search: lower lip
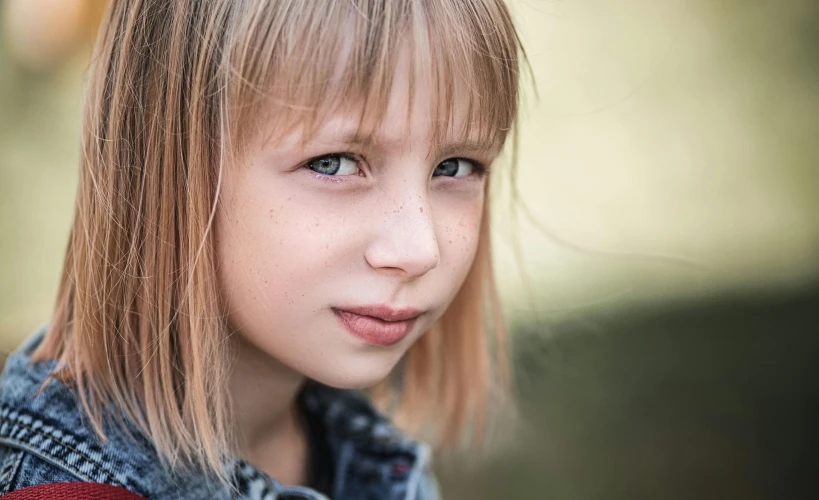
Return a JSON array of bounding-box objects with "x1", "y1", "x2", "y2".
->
[{"x1": 333, "y1": 309, "x2": 417, "y2": 347}]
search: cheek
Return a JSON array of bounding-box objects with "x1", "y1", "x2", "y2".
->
[
  {"x1": 434, "y1": 190, "x2": 485, "y2": 278},
  {"x1": 215, "y1": 181, "x2": 364, "y2": 316}
]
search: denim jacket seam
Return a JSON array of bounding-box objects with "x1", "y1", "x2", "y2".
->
[
  {"x1": 0, "y1": 405, "x2": 125, "y2": 488},
  {"x1": 0, "y1": 437, "x2": 92, "y2": 482},
  {"x1": 0, "y1": 448, "x2": 25, "y2": 494},
  {"x1": 233, "y1": 460, "x2": 279, "y2": 499}
]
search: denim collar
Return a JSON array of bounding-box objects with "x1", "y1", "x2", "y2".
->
[{"x1": 0, "y1": 327, "x2": 432, "y2": 499}]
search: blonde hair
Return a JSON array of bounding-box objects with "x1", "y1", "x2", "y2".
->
[{"x1": 33, "y1": 0, "x2": 523, "y2": 484}]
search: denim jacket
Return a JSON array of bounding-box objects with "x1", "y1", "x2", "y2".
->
[{"x1": 0, "y1": 327, "x2": 440, "y2": 499}]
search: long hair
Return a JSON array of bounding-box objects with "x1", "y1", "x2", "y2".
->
[{"x1": 33, "y1": 0, "x2": 523, "y2": 484}]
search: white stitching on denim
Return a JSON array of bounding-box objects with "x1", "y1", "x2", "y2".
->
[
  {"x1": 0, "y1": 448, "x2": 24, "y2": 494},
  {"x1": 0, "y1": 438, "x2": 93, "y2": 485},
  {"x1": 0, "y1": 407, "x2": 124, "y2": 488}
]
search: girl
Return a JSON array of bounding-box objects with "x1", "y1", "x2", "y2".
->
[{"x1": 0, "y1": 0, "x2": 522, "y2": 498}]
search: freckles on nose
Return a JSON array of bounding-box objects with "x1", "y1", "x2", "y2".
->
[{"x1": 366, "y1": 193, "x2": 440, "y2": 276}]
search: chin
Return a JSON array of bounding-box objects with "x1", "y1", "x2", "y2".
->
[{"x1": 304, "y1": 350, "x2": 402, "y2": 390}]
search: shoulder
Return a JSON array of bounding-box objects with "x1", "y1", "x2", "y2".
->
[
  {"x1": 0, "y1": 327, "x2": 230, "y2": 499},
  {"x1": 0, "y1": 327, "x2": 150, "y2": 495}
]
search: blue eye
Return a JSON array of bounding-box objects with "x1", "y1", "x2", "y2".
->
[
  {"x1": 307, "y1": 155, "x2": 359, "y2": 176},
  {"x1": 433, "y1": 158, "x2": 476, "y2": 177}
]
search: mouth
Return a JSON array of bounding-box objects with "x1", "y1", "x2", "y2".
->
[{"x1": 332, "y1": 305, "x2": 423, "y2": 347}]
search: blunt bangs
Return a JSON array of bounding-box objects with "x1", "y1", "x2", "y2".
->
[{"x1": 224, "y1": 0, "x2": 521, "y2": 156}]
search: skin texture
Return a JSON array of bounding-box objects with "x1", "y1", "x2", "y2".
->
[{"x1": 217, "y1": 48, "x2": 498, "y2": 483}]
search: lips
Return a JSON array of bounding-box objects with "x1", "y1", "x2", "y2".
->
[{"x1": 333, "y1": 305, "x2": 422, "y2": 347}]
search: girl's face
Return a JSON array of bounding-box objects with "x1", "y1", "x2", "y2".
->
[{"x1": 216, "y1": 53, "x2": 498, "y2": 389}]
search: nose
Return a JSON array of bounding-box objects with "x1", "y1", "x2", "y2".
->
[{"x1": 364, "y1": 192, "x2": 440, "y2": 279}]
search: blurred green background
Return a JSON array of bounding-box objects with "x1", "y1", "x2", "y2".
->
[{"x1": 1, "y1": 0, "x2": 817, "y2": 498}]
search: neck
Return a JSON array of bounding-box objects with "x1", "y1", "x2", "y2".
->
[{"x1": 228, "y1": 333, "x2": 309, "y2": 485}]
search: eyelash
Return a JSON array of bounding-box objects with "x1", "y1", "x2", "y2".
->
[
  {"x1": 452, "y1": 158, "x2": 489, "y2": 177},
  {"x1": 302, "y1": 153, "x2": 488, "y2": 181},
  {"x1": 303, "y1": 153, "x2": 362, "y2": 183}
]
